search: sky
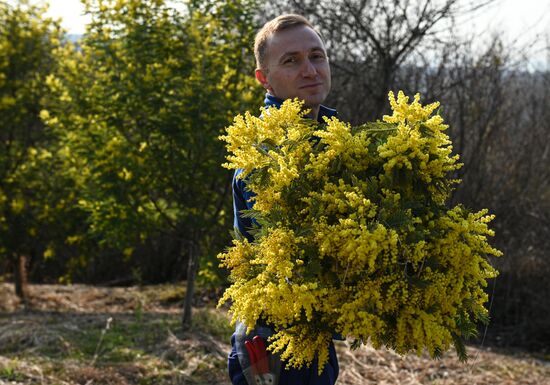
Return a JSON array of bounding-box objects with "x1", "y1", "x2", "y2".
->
[
  {"x1": 46, "y1": 0, "x2": 90, "y2": 34},
  {"x1": 454, "y1": 0, "x2": 549, "y2": 68},
  {"x1": 15, "y1": 0, "x2": 550, "y2": 67}
]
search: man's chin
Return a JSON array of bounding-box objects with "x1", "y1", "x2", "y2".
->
[
  {"x1": 277, "y1": 90, "x2": 328, "y2": 106},
  {"x1": 300, "y1": 92, "x2": 328, "y2": 107}
]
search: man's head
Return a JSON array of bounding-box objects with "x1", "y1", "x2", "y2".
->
[{"x1": 254, "y1": 14, "x2": 331, "y2": 116}]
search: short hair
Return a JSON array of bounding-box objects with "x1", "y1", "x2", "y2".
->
[{"x1": 254, "y1": 14, "x2": 323, "y2": 70}]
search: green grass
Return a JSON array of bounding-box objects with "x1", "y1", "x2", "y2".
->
[
  {"x1": 0, "y1": 365, "x2": 24, "y2": 382},
  {"x1": 62, "y1": 314, "x2": 181, "y2": 363},
  {"x1": 191, "y1": 307, "x2": 233, "y2": 342},
  {"x1": 0, "y1": 308, "x2": 231, "y2": 384},
  {"x1": 0, "y1": 312, "x2": 181, "y2": 362}
]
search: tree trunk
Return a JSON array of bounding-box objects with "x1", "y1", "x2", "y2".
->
[
  {"x1": 14, "y1": 254, "x2": 30, "y2": 306},
  {"x1": 182, "y1": 240, "x2": 198, "y2": 330}
]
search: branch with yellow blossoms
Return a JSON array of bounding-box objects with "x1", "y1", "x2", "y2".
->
[{"x1": 218, "y1": 91, "x2": 502, "y2": 373}]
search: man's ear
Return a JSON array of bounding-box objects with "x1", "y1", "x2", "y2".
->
[{"x1": 255, "y1": 69, "x2": 270, "y2": 91}]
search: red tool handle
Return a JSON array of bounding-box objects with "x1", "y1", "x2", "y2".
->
[
  {"x1": 244, "y1": 339, "x2": 258, "y2": 371},
  {"x1": 252, "y1": 336, "x2": 270, "y2": 373}
]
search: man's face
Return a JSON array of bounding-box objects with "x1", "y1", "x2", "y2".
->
[{"x1": 256, "y1": 25, "x2": 331, "y2": 109}]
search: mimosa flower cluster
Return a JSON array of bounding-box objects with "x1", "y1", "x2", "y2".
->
[{"x1": 218, "y1": 91, "x2": 502, "y2": 372}]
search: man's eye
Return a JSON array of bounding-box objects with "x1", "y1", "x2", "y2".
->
[
  {"x1": 311, "y1": 53, "x2": 326, "y2": 61},
  {"x1": 283, "y1": 56, "x2": 297, "y2": 64}
]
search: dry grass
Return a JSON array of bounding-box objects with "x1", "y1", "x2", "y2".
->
[
  {"x1": 335, "y1": 341, "x2": 550, "y2": 385},
  {"x1": 0, "y1": 283, "x2": 549, "y2": 385}
]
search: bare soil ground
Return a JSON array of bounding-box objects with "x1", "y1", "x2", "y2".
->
[{"x1": 0, "y1": 283, "x2": 548, "y2": 385}]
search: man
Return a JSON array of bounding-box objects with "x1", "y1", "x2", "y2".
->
[{"x1": 228, "y1": 14, "x2": 339, "y2": 385}]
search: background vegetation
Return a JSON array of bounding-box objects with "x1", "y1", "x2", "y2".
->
[{"x1": 1, "y1": 0, "x2": 548, "y2": 354}]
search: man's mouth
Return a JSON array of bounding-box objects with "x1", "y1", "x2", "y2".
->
[{"x1": 299, "y1": 83, "x2": 323, "y2": 89}]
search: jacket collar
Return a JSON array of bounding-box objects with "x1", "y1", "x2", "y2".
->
[{"x1": 264, "y1": 93, "x2": 338, "y2": 123}]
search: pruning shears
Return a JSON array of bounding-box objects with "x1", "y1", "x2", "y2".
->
[{"x1": 244, "y1": 335, "x2": 275, "y2": 385}]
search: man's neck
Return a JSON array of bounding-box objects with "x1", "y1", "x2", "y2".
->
[
  {"x1": 265, "y1": 94, "x2": 329, "y2": 122},
  {"x1": 304, "y1": 105, "x2": 320, "y2": 121}
]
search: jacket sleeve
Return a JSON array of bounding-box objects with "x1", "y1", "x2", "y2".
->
[
  {"x1": 228, "y1": 332, "x2": 248, "y2": 385},
  {"x1": 232, "y1": 169, "x2": 256, "y2": 243}
]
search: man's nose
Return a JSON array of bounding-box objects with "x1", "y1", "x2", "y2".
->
[{"x1": 301, "y1": 59, "x2": 317, "y2": 77}]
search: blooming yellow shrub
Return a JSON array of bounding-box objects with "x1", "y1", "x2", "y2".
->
[{"x1": 218, "y1": 91, "x2": 502, "y2": 372}]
